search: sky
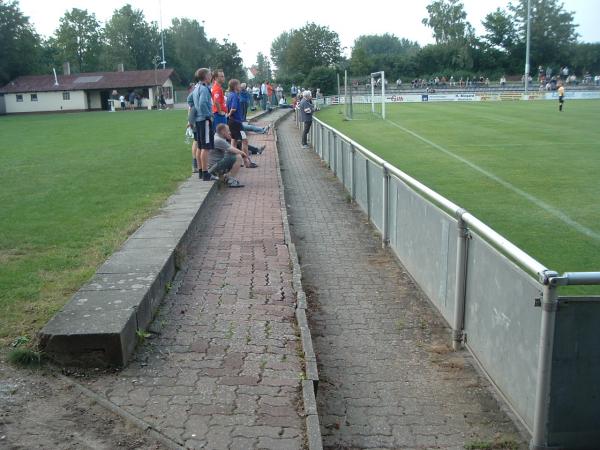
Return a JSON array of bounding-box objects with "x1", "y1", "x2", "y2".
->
[{"x1": 17, "y1": 0, "x2": 600, "y2": 67}]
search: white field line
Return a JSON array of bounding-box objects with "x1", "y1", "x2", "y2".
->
[{"x1": 386, "y1": 119, "x2": 600, "y2": 242}]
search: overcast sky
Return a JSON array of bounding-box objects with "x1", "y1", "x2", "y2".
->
[{"x1": 18, "y1": 0, "x2": 600, "y2": 67}]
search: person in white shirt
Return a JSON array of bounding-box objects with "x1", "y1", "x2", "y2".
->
[
  {"x1": 251, "y1": 85, "x2": 259, "y2": 110},
  {"x1": 119, "y1": 94, "x2": 126, "y2": 110}
]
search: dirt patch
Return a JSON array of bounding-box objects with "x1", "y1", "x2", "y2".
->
[{"x1": 0, "y1": 361, "x2": 165, "y2": 450}]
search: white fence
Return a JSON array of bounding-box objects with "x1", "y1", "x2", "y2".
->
[{"x1": 295, "y1": 111, "x2": 600, "y2": 449}]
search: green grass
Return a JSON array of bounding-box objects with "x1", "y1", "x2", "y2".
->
[
  {"x1": 0, "y1": 110, "x2": 191, "y2": 345},
  {"x1": 318, "y1": 100, "x2": 600, "y2": 289}
]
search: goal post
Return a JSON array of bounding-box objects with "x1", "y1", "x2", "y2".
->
[
  {"x1": 371, "y1": 71, "x2": 386, "y2": 120},
  {"x1": 344, "y1": 70, "x2": 386, "y2": 120}
]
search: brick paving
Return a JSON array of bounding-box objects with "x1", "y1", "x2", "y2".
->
[
  {"x1": 83, "y1": 109, "x2": 307, "y2": 450},
  {"x1": 278, "y1": 116, "x2": 527, "y2": 450}
]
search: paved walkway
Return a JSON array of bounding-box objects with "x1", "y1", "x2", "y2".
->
[
  {"x1": 83, "y1": 109, "x2": 306, "y2": 450},
  {"x1": 278, "y1": 116, "x2": 526, "y2": 450}
]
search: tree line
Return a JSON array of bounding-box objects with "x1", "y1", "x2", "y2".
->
[
  {"x1": 267, "y1": 0, "x2": 599, "y2": 94},
  {"x1": 2, "y1": 0, "x2": 599, "y2": 94},
  {"x1": 0, "y1": 1, "x2": 245, "y2": 86}
]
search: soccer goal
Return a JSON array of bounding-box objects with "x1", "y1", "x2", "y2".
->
[{"x1": 344, "y1": 70, "x2": 386, "y2": 120}]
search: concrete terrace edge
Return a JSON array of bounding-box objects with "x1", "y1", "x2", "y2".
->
[
  {"x1": 39, "y1": 177, "x2": 217, "y2": 367},
  {"x1": 273, "y1": 112, "x2": 324, "y2": 450}
]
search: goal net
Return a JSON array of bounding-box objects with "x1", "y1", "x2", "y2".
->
[{"x1": 344, "y1": 71, "x2": 386, "y2": 120}]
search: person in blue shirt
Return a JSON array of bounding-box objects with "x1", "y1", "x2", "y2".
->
[
  {"x1": 192, "y1": 68, "x2": 214, "y2": 180},
  {"x1": 239, "y1": 83, "x2": 250, "y2": 121},
  {"x1": 227, "y1": 79, "x2": 257, "y2": 168}
]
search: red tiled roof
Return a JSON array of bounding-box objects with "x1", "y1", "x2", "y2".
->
[{"x1": 0, "y1": 69, "x2": 175, "y2": 94}]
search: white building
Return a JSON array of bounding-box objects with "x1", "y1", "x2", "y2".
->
[{"x1": 0, "y1": 67, "x2": 177, "y2": 114}]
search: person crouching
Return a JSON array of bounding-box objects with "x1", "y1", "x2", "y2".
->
[{"x1": 207, "y1": 124, "x2": 249, "y2": 188}]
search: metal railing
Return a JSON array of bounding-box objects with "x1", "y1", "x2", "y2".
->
[{"x1": 294, "y1": 110, "x2": 600, "y2": 449}]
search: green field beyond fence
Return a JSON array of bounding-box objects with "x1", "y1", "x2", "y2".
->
[
  {"x1": 318, "y1": 100, "x2": 600, "y2": 286},
  {"x1": 0, "y1": 110, "x2": 190, "y2": 345}
]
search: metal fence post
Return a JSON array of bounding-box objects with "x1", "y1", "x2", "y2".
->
[
  {"x1": 319, "y1": 126, "x2": 323, "y2": 158},
  {"x1": 382, "y1": 164, "x2": 390, "y2": 247},
  {"x1": 366, "y1": 158, "x2": 371, "y2": 220},
  {"x1": 350, "y1": 145, "x2": 356, "y2": 200},
  {"x1": 531, "y1": 271, "x2": 560, "y2": 450},
  {"x1": 341, "y1": 141, "x2": 346, "y2": 186},
  {"x1": 332, "y1": 133, "x2": 337, "y2": 175},
  {"x1": 452, "y1": 209, "x2": 469, "y2": 351}
]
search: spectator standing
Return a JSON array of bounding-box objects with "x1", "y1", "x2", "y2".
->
[
  {"x1": 119, "y1": 94, "x2": 126, "y2": 110},
  {"x1": 291, "y1": 83, "x2": 298, "y2": 99},
  {"x1": 276, "y1": 84, "x2": 283, "y2": 101},
  {"x1": 299, "y1": 90, "x2": 315, "y2": 149},
  {"x1": 211, "y1": 69, "x2": 228, "y2": 129},
  {"x1": 239, "y1": 82, "x2": 250, "y2": 121},
  {"x1": 192, "y1": 68, "x2": 214, "y2": 181},
  {"x1": 266, "y1": 82, "x2": 275, "y2": 109},
  {"x1": 260, "y1": 81, "x2": 268, "y2": 110},
  {"x1": 128, "y1": 91, "x2": 136, "y2": 110},
  {"x1": 187, "y1": 87, "x2": 199, "y2": 173},
  {"x1": 226, "y1": 79, "x2": 256, "y2": 168},
  {"x1": 251, "y1": 85, "x2": 259, "y2": 110}
]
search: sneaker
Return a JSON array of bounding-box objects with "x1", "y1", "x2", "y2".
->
[
  {"x1": 248, "y1": 162, "x2": 258, "y2": 168},
  {"x1": 227, "y1": 177, "x2": 244, "y2": 188},
  {"x1": 202, "y1": 172, "x2": 212, "y2": 181},
  {"x1": 302, "y1": 144, "x2": 309, "y2": 149}
]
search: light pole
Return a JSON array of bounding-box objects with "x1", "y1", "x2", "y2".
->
[
  {"x1": 524, "y1": 0, "x2": 532, "y2": 94},
  {"x1": 158, "y1": 0, "x2": 166, "y2": 69}
]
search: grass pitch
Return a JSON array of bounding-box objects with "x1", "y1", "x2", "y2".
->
[
  {"x1": 0, "y1": 110, "x2": 191, "y2": 345},
  {"x1": 317, "y1": 100, "x2": 600, "y2": 283}
]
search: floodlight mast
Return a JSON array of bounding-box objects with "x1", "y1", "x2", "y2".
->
[
  {"x1": 159, "y1": 0, "x2": 166, "y2": 69},
  {"x1": 524, "y1": 0, "x2": 531, "y2": 94}
]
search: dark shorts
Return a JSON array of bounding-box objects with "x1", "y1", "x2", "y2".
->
[
  {"x1": 559, "y1": 96, "x2": 564, "y2": 103},
  {"x1": 210, "y1": 154, "x2": 237, "y2": 175},
  {"x1": 213, "y1": 113, "x2": 228, "y2": 129},
  {"x1": 120, "y1": 102, "x2": 126, "y2": 108},
  {"x1": 291, "y1": 93, "x2": 297, "y2": 98},
  {"x1": 195, "y1": 119, "x2": 214, "y2": 150},
  {"x1": 228, "y1": 119, "x2": 243, "y2": 141}
]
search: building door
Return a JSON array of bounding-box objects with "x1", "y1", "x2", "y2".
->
[{"x1": 100, "y1": 91, "x2": 110, "y2": 110}]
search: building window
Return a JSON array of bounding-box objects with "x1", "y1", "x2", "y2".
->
[
  {"x1": 16, "y1": 94, "x2": 23, "y2": 102},
  {"x1": 63, "y1": 92, "x2": 70, "y2": 100},
  {"x1": 30, "y1": 94, "x2": 38, "y2": 102},
  {"x1": 162, "y1": 86, "x2": 173, "y2": 99}
]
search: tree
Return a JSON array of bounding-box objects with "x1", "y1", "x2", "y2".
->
[
  {"x1": 0, "y1": 1, "x2": 43, "y2": 84},
  {"x1": 482, "y1": 8, "x2": 517, "y2": 51},
  {"x1": 164, "y1": 18, "x2": 211, "y2": 84},
  {"x1": 270, "y1": 31, "x2": 292, "y2": 73},
  {"x1": 53, "y1": 8, "x2": 102, "y2": 73},
  {"x1": 253, "y1": 52, "x2": 271, "y2": 82},
  {"x1": 211, "y1": 39, "x2": 245, "y2": 82},
  {"x1": 508, "y1": 0, "x2": 578, "y2": 69},
  {"x1": 422, "y1": 0, "x2": 474, "y2": 44},
  {"x1": 304, "y1": 66, "x2": 337, "y2": 95},
  {"x1": 350, "y1": 34, "x2": 419, "y2": 77},
  {"x1": 102, "y1": 4, "x2": 160, "y2": 70},
  {"x1": 270, "y1": 23, "x2": 341, "y2": 79}
]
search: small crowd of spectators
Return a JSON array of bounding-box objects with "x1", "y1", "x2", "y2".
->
[{"x1": 187, "y1": 69, "x2": 317, "y2": 188}]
